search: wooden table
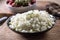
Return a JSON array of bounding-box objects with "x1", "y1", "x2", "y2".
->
[{"x1": 0, "y1": 0, "x2": 60, "y2": 40}]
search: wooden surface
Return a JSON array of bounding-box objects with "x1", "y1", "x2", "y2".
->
[{"x1": 0, "y1": 0, "x2": 60, "y2": 40}]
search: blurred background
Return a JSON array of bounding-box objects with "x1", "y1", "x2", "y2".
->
[
  {"x1": 0, "y1": 0, "x2": 60, "y2": 13},
  {"x1": 0, "y1": 0, "x2": 60, "y2": 5},
  {"x1": 37, "y1": 0, "x2": 60, "y2": 4}
]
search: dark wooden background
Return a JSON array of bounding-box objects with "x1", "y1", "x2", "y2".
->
[{"x1": 0, "y1": 0, "x2": 60, "y2": 40}]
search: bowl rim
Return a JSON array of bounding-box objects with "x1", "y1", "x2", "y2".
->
[{"x1": 7, "y1": 12, "x2": 56, "y2": 34}]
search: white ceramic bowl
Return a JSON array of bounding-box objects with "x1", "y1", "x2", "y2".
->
[{"x1": 6, "y1": 3, "x2": 36, "y2": 13}]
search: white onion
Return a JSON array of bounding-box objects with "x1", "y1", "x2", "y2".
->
[{"x1": 9, "y1": 10, "x2": 55, "y2": 33}]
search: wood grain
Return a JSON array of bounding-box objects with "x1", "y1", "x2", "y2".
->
[{"x1": 0, "y1": 1, "x2": 60, "y2": 40}]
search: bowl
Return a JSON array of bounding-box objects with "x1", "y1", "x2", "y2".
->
[
  {"x1": 7, "y1": 13, "x2": 56, "y2": 34},
  {"x1": 6, "y1": 3, "x2": 36, "y2": 13}
]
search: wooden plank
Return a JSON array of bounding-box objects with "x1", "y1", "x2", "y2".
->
[{"x1": 0, "y1": 0, "x2": 60, "y2": 40}]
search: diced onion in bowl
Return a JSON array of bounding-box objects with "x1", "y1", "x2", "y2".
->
[{"x1": 9, "y1": 10, "x2": 55, "y2": 33}]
